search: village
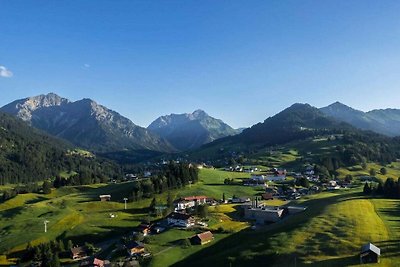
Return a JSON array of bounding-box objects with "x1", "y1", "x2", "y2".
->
[{"x1": 59, "y1": 160, "x2": 378, "y2": 267}]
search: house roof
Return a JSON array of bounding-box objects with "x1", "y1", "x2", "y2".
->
[
  {"x1": 195, "y1": 231, "x2": 213, "y2": 242},
  {"x1": 361, "y1": 243, "x2": 381, "y2": 256},
  {"x1": 71, "y1": 246, "x2": 87, "y2": 255},
  {"x1": 168, "y1": 212, "x2": 193, "y2": 220},
  {"x1": 183, "y1": 196, "x2": 208, "y2": 201},
  {"x1": 99, "y1": 195, "x2": 111, "y2": 198}
]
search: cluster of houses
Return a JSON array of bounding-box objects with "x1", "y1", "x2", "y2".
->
[
  {"x1": 242, "y1": 168, "x2": 287, "y2": 186},
  {"x1": 70, "y1": 246, "x2": 110, "y2": 267},
  {"x1": 224, "y1": 165, "x2": 260, "y2": 173}
]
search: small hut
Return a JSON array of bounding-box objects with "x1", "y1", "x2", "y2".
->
[{"x1": 360, "y1": 243, "x2": 380, "y2": 264}]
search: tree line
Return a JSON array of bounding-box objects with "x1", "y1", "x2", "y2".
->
[
  {"x1": 131, "y1": 162, "x2": 199, "y2": 201},
  {"x1": 363, "y1": 177, "x2": 400, "y2": 198}
]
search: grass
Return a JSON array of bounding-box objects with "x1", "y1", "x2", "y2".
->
[
  {"x1": 172, "y1": 187, "x2": 400, "y2": 267},
  {"x1": 2, "y1": 164, "x2": 400, "y2": 266},
  {"x1": 0, "y1": 168, "x2": 262, "y2": 264}
]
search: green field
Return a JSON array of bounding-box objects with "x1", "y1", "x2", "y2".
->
[
  {"x1": 2, "y1": 167, "x2": 400, "y2": 266},
  {"x1": 173, "y1": 188, "x2": 400, "y2": 267},
  {"x1": 0, "y1": 168, "x2": 261, "y2": 265}
]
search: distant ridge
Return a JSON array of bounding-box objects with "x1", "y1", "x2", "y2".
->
[
  {"x1": 148, "y1": 109, "x2": 240, "y2": 150},
  {"x1": 1, "y1": 93, "x2": 175, "y2": 153},
  {"x1": 320, "y1": 102, "x2": 400, "y2": 137}
]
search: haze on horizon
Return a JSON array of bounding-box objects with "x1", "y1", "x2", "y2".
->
[{"x1": 1, "y1": 0, "x2": 400, "y2": 128}]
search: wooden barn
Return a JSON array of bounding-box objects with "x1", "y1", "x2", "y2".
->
[{"x1": 191, "y1": 231, "x2": 214, "y2": 245}]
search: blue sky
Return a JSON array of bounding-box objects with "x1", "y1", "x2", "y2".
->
[{"x1": 1, "y1": 1, "x2": 400, "y2": 128}]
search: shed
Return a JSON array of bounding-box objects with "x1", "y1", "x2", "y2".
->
[
  {"x1": 360, "y1": 243, "x2": 380, "y2": 264},
  {"x1": 191, "y1": 231, "x2": 214, "y2": 245}
]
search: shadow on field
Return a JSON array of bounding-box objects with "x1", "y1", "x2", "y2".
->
[
  {"x1": 0, "y1": 206, "x2": 24, "y2": 219},
  {"x1": 375, "y1": 240, "x2": 400, "y2": 258},
  {"x1": 302, "y1": 255, "x2": 359, "y2": 266},
  {"x1": 25, "y1": 196, "x2": 48, "y2": 204},
  {"x1": 67, "y1": 225, "x2": 133, "y2": 245},
  {"x1": 171, "y1": 191, "x2": 367, "y2": 267}
]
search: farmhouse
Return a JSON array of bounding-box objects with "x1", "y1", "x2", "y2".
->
[
  {"x1": 167, "y1": 212, "x2": 195, "y2": 228},
  {"x1": 191, "y1": 231, "x2": 214, "y2": 245},
  {"x1": 360, "y1": 243, "x2": 380, "y2": 264},
  {"x1": 174, "y1": 196, "x2": 208, "y2": 211},
  {"x1": 126, "y1": 241, "x2": 145, "y2": 256},
  {"x1": 71, "y1": 246, "x2": 88, "y2": 260},
  {"x1": 244, "y1": 205, "x2": 287, "y2": 224},
  {"x1": 99, "y1": 195, "x2": 111, "y2": 201}
]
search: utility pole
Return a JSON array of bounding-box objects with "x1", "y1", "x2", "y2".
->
[
  {"x1": 123, "y1": 198, "x2": 128, "y2": 210},
  {"x1": 44, "y1": 220, "x2": 49, "y2": 233}
]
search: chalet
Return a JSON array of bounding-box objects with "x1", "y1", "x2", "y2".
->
[
  {"x1": 79, "y1": 257, "x2": 111, "y2": 267},
  {"x1": 244, "y1": 205, "x2": 287, "y2": 224},
  {"x1": 174, "y1": 196, "x2": 208, "y2": 211},
  {"x1": 360, "y1": 243, "x2": 380, "y2": 264},
  {"x1": 144, "y1": 171, "x2": 152, "y2": 178},
  {"x1": 190, "y1": 231, "x2": 214, "y2": 245},
  {"x1": 99, "y1": 195, "x2": 111, "y2": 201},
  {"x1": 167, "y1": 212, "x2": 195, "y2": 228},
  {"x1": 126, "y1": 241, "x2": 145, "y2": 256},
  {"x1": 71, "y1": 246, "x2": 88, "y2": 260}
]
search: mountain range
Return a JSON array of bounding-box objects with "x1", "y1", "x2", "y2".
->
[
  {"x1": 320, "y1": 102, "x2": 400, "y2": 137},
  {"x1": 1, "y1": 93, "x2": 400, "y2": 163},
  {"x1": 236, "y1": 103, "x2": 351, "y2": 145},
  {"x1": 1, "y1": 93, "x2": 174, "y2": 153},
  {"x1": 148, "y1": 109, "x2": 241, "y2": 150}
]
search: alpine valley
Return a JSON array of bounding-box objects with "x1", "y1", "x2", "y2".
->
[{"x1": 1, "y1": 93, "x2": 400, "y2": 267}]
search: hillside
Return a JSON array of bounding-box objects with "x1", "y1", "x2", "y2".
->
[
  {"x1": 320, "y1": 102, "x2": 400, "y2": 137},
  {"x1": 1, "y1": 93, "x2": 174, "y2": 153},
  {"x1": 237, "y1": 103, "x2": 351, "y2": 145},
  {"x1": 188, "y1": 103, "x2": 400, "y2": 167},
  {"x1": 0, "y1": 112, "x2": 120, "y2": 185},
  {"x1": 148, "y1": 109, "x2": 240, "y2": 151}
]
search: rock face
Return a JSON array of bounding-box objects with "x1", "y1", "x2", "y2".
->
[
  {"x1": 148, "y1": 109, "x2": 240, "y2": 150},
  {"x1": 1, "y1": 93, "x2": 174, "y2": 152},
  {"x1": 320, "y1": 102, "x2": 400, "y2": 137}
]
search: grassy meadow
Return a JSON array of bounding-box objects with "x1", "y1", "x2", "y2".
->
[{"x1": 1, "y1": 164, "x2": 400, "y2": 266}]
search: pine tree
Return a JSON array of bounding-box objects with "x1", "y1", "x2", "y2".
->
[
  {"x1": 149, "y1": 197, "x2": 157, "y2": 214},
  {"x1": 167, "y1": 191, "x2": 173, "y2": 210},
  {"x1": 363, "y1": 182, "x2": 371, "y2": 195},
  {"x1": 42, "y1": 180, "x2": 52, "y2": 194}
]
